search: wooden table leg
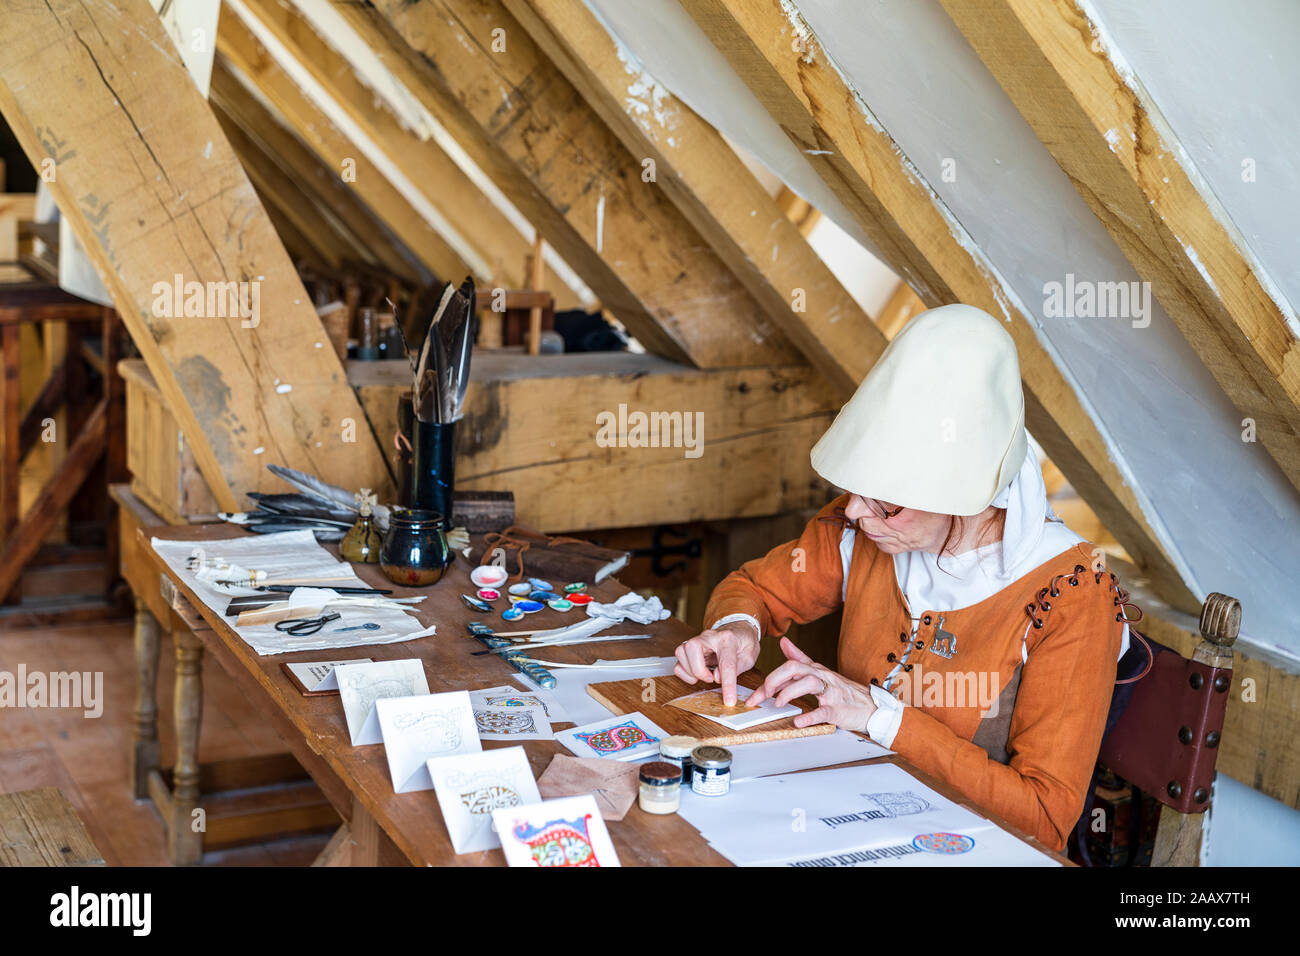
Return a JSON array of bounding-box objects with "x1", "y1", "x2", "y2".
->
[
  {"x1": 129, "y1": 597, "x2": 161, "y2": 799},
  {"x1": 310, "y1": 824, "x2": 353, "y2": 867},
  {"x1": 350, "y1": 795, "x2": 380, "y2": 867},
  {"x1": 169, "y1": 625, "x2": 204, "y2": 866}
]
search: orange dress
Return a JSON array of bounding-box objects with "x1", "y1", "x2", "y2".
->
[{"x1": 704, "y1": 494, "x2": 1129, "y2": 851}]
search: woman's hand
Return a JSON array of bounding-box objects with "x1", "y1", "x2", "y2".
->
[
  {"x1": 674, "y1": 621, "x2": 761, "y2": 706},
  {"x1": 748, "y1": 637, "x2": 878, "y2": 733}
]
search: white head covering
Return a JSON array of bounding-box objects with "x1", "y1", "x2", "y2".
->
[
  {"x1": 894, "y1": 445, "x2": 1081, "y2": 614},
  {"x1": 811, "y1": 304, "x2": 1027, "y2": 516}
]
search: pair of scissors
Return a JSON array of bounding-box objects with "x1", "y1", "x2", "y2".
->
[{"x1": 274, "y1": 612, "x2": 341, "y2": 636}]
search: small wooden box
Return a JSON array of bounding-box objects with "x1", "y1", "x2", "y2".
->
[{"x1": 119, "y1": 359, "x2": 220, "y2": 524}]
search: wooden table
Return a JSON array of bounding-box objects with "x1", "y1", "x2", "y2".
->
[{"x1": 140, "y1": 523, "x2": 1068, "y2": 866}]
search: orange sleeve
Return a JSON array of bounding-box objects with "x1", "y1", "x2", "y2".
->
[
  {"x1": 888, "y1": 571, "x2": 1124, "y2": 851},
  {"x1": 703, "y1": 495, "x2": 853, "y2": 638}
]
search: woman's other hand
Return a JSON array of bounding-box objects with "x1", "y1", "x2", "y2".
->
[
  {"x1": 748, "y1": 637, "x2": 878, "y2": 733},
  {"x1": 673, "y1": 622, "x2": 761, "y2": 706}
]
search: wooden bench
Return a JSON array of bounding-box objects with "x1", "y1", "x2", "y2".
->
[{"x1": 0, "y1": 787, "x2": 105, "y2": 866}]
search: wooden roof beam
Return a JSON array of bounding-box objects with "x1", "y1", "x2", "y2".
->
[
  {"x1": 679, "y1": 0, "x2": 1196, "y2": 611},
  {"x1": 236, "y1": 0, "x2": 578, "y2": 307},
  {"x1": 501, "y1": 0, "x2": 884, "y2": 395},
  {"x1": 939, "y1": 0, "x2": 1300, "y2": 495},
  {"x1": 214, "y1": 100, "x2": 362, "y2": 270},
  {"x1": 0, "y1": 0, "x2": 390, "y2": 508},
  {"x1": 216, "y1": 6, "x2": 475, "y2": 286},
  {"x1": 347, "y1": 0, "x2": 800, "y2": 369},
  {"x1": 209, "y1": 56, "x2": 427, "y2": 285}
]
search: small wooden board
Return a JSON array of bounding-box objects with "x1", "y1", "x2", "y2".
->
[
  {"x1": 0, "y1": 787, "x2": 105, "y2": 867},
  {"x1": 586, "y1": 673, "x2": 834, "y2": 747}
]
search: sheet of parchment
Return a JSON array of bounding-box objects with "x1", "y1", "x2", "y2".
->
[{"x1": 536, "y1": 754, "x2": 640, "y2": 821}]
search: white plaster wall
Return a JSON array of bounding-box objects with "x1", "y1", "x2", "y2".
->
[
  {"x1": 1205, "y1": 774, "x2": 1300, "y2": 866},
  {"x1": 583, "y1": 0, "x2": 885, "y2": 263},
  {"x1": 1089, "y1": 0, "x2": 1300, "y2": 317}
]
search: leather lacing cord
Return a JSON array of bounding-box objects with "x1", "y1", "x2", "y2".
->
[
  {"x1": 479, "y1": 525, "x2": 590, "y2": 582},
  {"x1": 1023, "y1": 564, "x2": 1152, "y2": 682}
]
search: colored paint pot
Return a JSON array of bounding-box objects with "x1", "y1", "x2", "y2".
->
[
  {"x1": 527, "y1": 578, "x2": 552, "y2": 592},
  {"x1": 508, "y1": 582, "x2": 533, "y2": 596},
  {"x1": 476, "y1": 588, "x2": 501, "y2": 602},
  {"x1": 514, "y1": 600, "x2": 545, "y2": 614},
  {"x1": 529, "y1": 590, "x2": 562, "y2": 602},
  {"x1": 470, "y1": 565, "x2": 509, "y2": 589},
  {"x1": 502, "y1": 607, "x2": 525, "y2": 622},
  {"x1": 568, "y1": 593, "x2": 593, "y2": 606},
  {"x1": 547, "y1": 599, "x2": 574, "y2": 612},
  {"x1": 564, "y1": 582, "x2": 587, "y2": 594}
]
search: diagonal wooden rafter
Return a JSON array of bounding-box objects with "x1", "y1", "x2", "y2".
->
[
  {"x1": 236, "y1": 0, "x2": 576, "y2": 306},
  {"x1": 344, "y1": 0, "x2": 800, "y2": 369},
  {"x1": 209, "y1": 55, "x2": 427, "y2": 285},
  {"x1": 939, "y1": 0, "x2": 1300, "y2": 495},
  {"x1": 216, "y1": 7, "x2": 474, "y2": 286},
  {"x1": 501, "y1": 0, "x2": 884, "y2": 395},
  {"x1": 679, "y1": 0, "x2": 1197, "y2": 610},
  {"x1": 215, "y1": 99, "x2": 362, "y2": 270},
  {"x1": 0, "y1": 0, "x2": 391, "y2": 509}
]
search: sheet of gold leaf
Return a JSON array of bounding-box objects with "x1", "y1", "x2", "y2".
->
[{"x1": 667, "y1": 688, "x2": 760, "y2": 719}]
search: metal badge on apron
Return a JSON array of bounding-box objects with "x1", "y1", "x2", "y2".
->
[{"x1": 930, "y1": 615, "x2": 958, "y2": 659}]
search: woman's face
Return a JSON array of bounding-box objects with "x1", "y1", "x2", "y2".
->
[{"x1": 843, "y1": 494, "x2": 952, "y2": 554}]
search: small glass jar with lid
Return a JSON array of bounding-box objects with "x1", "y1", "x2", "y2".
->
[{"x1": 638, "y1": 761, "x2": 683, "y2": 815}]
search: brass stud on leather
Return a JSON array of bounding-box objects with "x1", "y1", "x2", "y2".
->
[
  {"x1": 1206, "y1": 730, "x2": 1220, "y2": 748},
  {"x1": 1189, "y1": 672, "x2": 1204, "y2": 690},
  {"x1": 1178, "y1": 726, "x2": 1193, "y2": 744},
  {"x1": 1194, "y1": 787, "x2": 1208, "y2": 804},
  {"x1": 1213, "y1": 675, "x2": 1229, "y2": 693},
  {"x1": 1167, "y1": 781, "x2": 1183, "y2": 799}
]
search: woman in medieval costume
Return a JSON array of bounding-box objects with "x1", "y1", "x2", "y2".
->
[{"x1": 675, "y1": 304, "x2": 1136, "y2": 851}]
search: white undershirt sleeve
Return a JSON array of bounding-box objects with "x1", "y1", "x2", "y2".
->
[
  {"x1": 866, "y1": 683, "x2": 904, "y2": 747},
  {"x1": 708, "y1": 613, "x2": 762, "y2": 640}
]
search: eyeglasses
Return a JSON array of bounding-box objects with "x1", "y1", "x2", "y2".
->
[{"x1": 864, "y1": 498, "x2": 905, "y2": 520}]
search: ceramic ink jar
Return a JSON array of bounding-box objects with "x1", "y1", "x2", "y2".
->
[{"x1": 379, "y1": 508, "x2": 452, "y2": 587}]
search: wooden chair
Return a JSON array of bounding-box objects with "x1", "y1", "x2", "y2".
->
[{"x1": 1073, "y1": 592, "x2": 1239, "y2": 866}]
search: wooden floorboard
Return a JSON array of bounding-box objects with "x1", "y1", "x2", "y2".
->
[{"x1": 0, "y1": 618, "x2": 330, "y2": 866}]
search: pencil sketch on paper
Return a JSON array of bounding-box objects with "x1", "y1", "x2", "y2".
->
[
  {"x1": 339, "y1": 672, "x2": 423, "y2": 725},
  {"x1": 393, "y1": 709, "x2": 463, "y2": 753}
]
